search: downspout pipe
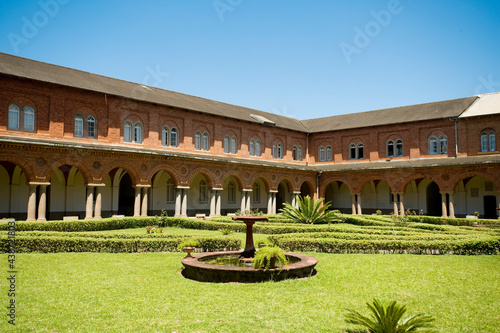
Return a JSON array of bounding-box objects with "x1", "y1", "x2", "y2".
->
[
  {"x1": 306, "y1": 132, "x2": 309, "y2": 165},
  {"x1": 449, "y1": 117, "x2": 459, "y2": 158},
  {"x1": 316, "y1": 170, "x2": 322, "y2": 199}
]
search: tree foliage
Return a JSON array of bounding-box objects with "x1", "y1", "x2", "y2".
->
[
  {"x1": 345, "y1": 299, "x2": 436, "y2": 333},
  {"x1": 279, "y1": 195, "x2": 337, "y2": 224}
]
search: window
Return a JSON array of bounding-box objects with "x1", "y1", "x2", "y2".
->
[
  {"x1": 87, "y1": 116, "x2": 95, "y2": 138},
  {"x1": 326, "y1": 145, "x2": 332, "y2": 161},
  {"x1": 293, "y1": 145, "x2": 303, "y2": 161},
  {"x1": 195, "y1": 131, "x2": 201, "y2": 150},
  {"x1": 228, "y1": 181, "x2": 235, "y2": 203},
  {"x1": 166, "y1": 179, "x2": 174, "y2": 203},
  {"x1": 253, "y1": 183, "x2": 260, "y2": 203},
  {"x1": 277, "y1": 143, "x2": 283, "y2": 159},
  {"x1": 439, "y1": 136, "x2": 447, "y2": 154},
  {"x1": 429, "y1": 137, "x2": 437, "y2": 154},
  {"x1": 230, "y1": 136, "x2": 237, "y2": 154},
  {"x1": 396, "y1": 140, "x2": 403, "y2": 157},
  {"x1": 8, "y1": 104, "x2": 20, "y2": 130},
  {"x1": 249, "y1": 139, "x2": 255, "y2": 156},
  {"x1": 162, "y1": 127, "x2": 178, "y2": 147},
  {"x1": 202, "y1": 132, "x2": 210, "y2": 151},
  {"x1": 24, "y1": 106, "x2": 35, "y2": 132},
  {"x1": 319, "y1": 146, "x2": 325, "y2": 162},
  {"x1": 255, "y1": 140, "x2": 261, "y2": 157},
  {"x1": 74, "y1": 114, "x2": 84, "y2": 137},
  {"x1": 387, "y1": 140, "x2": 394, "y2": 157},
  {"x1": 134, "y1": 123, "x2": 143, "y2": 143},
  {"x1": 124, "y1": 122, "x2": 132, "y2": 142},
  {"x1": 199, "y1": 180, "x2": 207, "y2": 203},
  {"x1": 349, "y1": 142, "x2": 364, "y2": 160},
  {"x1": 481, "y1": 130, "x2": 496, "y2": 152},
  {"x1": 224, "y1": 135, "x2": 229, "y2": 153},
  {"x1": 272, "y1": 143, "x2": 277, "y2": 158}
]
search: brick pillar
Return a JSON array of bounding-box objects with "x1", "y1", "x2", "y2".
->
[
  {"x1": 37, "y1": 185, "x2": 47, "y2": 221},
  {"x1": 134, "y1": 187, "x2": 141, "y2": 217},
  {"x1": 448, "y1": 191, "x2": 455, "y2": 218},
  {"x1": 440, "y1": 192, "x2": 448, "y2": 217},
  {"x1": 85, "y1": 185, "x2": 94, "y2": 220},
  {"x1": 27, "y1": 184, "x2": 37, "y2": 221},
  {"x1": 392, "y1": 193, "x2": 399, "y2": 216}
]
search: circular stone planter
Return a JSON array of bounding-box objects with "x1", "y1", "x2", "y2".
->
[{"x1": 181, "y1": 251, "x2": 318, "y2": 283}]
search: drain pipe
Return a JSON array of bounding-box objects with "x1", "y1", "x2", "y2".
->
[
  {"x1": 316, "y1": 170, "x2": 322, "y2": 199},
  {"x1": 306, "y1": 132, "x2": 309, "y2": 165},
  {"x1": 450, "y1": 117, "x2": 458, "y2": 158}
]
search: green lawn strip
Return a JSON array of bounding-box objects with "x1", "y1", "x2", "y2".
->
[{"x1": 1, "y1": 253, "x2": 498, "y2": 332}]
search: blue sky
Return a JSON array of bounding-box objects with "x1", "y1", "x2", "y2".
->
[{"x1": 0, "y1": 0, "x2": 499, "y2": 120}]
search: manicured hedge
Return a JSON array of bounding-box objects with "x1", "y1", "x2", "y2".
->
[
  {"x1": 406, "y1": 215, "x2": 500, "y2": 227},
  {"x1": 0, "y1": 234, "x2": 240, "y2": 253},
  {"x1": 268, "y1": 235, "x2": 500, "y2": 255}
]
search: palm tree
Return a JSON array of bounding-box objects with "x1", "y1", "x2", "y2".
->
[
  {"x1": 279, "y1": 195, "x2": 337, "y2": 224},
  {"x1": 344, "y1": 299, "x2": 436, "y2": 333}
]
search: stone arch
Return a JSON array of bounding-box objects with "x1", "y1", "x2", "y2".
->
[
  {"x1": 44, "y1": 158, "x2": 93, "y2": 184},
  {"x1": 0, "y1": 155, "x2": 34, "y2": 182},
  {"x1": 220, "y1": 170, "x2": 245, "y2": 190},
  {"x1": 186, "y1": 167, "x2": 216, "y2": 188},
  {"x1": 401, "y1": 173, "x2": 445, "y2": 193},
  {"x1": 299, "y1": 179, "x2": 315, "y2": 197},
  {"x1": 319, "y1": 175, "x2": 353, "y2": 198},
  {"x1": 249, "y1": 173, "x2": 272, "y2": 192},
  {"x1": 147, "y1": 164, "x2": 182, "y2": 187},
  {"x1": 274, "y1": 175, "x2": 294, "y2": 192},
  {"x1": 451, "y1": 171, "x2": 499, "y2": 191},
  {"x1": 99, "y1": 162, "x2": 140, "y2": 185}
]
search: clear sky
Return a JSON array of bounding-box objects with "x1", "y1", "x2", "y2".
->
[{"x1": 1, "y1": 0, "x2": 499, "y2": 120}]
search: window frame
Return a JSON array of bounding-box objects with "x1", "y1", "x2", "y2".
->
[
  {"x1": 124, "y1": 121, "x2": 132, "y2": 142},
  {"x1": 326, "y1": 145, "x2": 332, "y2": 161},
  {"x1": 8, "y1": 104, "x2": 20, "y2": 130}
]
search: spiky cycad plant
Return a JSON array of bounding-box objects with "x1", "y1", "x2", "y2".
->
[
  {"x1": 344, "y1": 299, "x2": 437, "y2": 333},
  {"x1": 279, "y1": 195, "x2": 337, "y2": 224}
]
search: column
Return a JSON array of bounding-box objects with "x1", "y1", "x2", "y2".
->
[
  {"x1": 112, "y1": 185, "x2": 119, "y2": 214},
  {"x1": 398, "y1": 193, "x2": 405, "y2": 216},
  {"x1": 292, "y1": 191, "x2": 301, "y2": 208},
  {"x1": 245, "y1": 190, "x2": 252, "y2": 211},
  {"x1": 174, "y1": 188, "x2": 182, "y2": 216},
  {"x1": 392, "y1": 193, "x2": 399, "y2": 216},
  {"x1": 141, "y1": 187, "x2": 149, "y2": 217},
  {"x1": 134, "y1": 187, "x2": 141, "y2": 217},
  {"x1": 441, "y1": 192, "x2": 448, "y2": 217},
  {"x1": 267, "y1": 192, "x2": 273, "y2": 214},
  {"x1": 215, "y1": 190, "x2": 221, "y2": 216},
  {"x1": 272, "y1": 192, "x2": 277, "y2": 214},
  {"x1": 37, "y1": 185, "x2": 47, "y2": 221},
  {"x1": 181, "y1": 188, "x2": 188, "y2": 216},
  {"x1": 85, "y1": 186, "x2": 94, "y2": 219},
  {"x1": 240, "y1": 191, "x2": 247, "y2": 212},
  {"x1": 27, "y1": 184, "x2": 37, "y2": 221},
  {"x1": 209, "y1": 190, "x2": 216, "y2": 217},
  {"x1": 356, "y1": 194, "x2": 362, "y2": 215},
  {"x1": 351, "y1": 194, "x2": 356, "y2": 215},
  {"x1": 94, "y1": 186, "x2": 102, "y2": 219},
  {"x1": 448, "y1": 191, "x2": 455, "y2": 218},
  {"x1": 497, "y1": 192, "x2": 500, "y2": 218}
]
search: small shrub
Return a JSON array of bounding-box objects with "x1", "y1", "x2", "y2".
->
[
  {"x1": 219, "y1": 228, "x2": 232, "y2": 235},
  {"x1": 177, "y1": 239, "x2": 200, "y2": 250},
  {"x1": 252, "y1": 245, "x2": 287, "y2": 269}
]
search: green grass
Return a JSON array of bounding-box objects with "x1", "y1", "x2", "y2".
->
[{"x1": 1, "y1": 253, "x2": 499, "y2": 332}]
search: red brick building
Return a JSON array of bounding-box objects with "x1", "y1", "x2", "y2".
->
[{"x1": 1, "y1": 53, "x2": 499, "y2": 221}]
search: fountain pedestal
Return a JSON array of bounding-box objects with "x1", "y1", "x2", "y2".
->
[{"x1": 232, "y1": 216, "x2": 268, "y2": 258}]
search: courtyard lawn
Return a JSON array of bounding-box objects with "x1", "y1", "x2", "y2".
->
[{"x1": 1, "y1": 252, "x2": 499, "y2": 332}]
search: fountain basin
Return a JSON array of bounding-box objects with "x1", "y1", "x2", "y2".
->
[{"x1": 181, "y1": 250, "x2": 317, "y2": 283}]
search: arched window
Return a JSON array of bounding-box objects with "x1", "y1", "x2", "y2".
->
[
  {"x1": 87, "y1": 116, "x2": 95, "y2": 138},
  {"x1": 358, "y1": 143, "x2": 364, "y2": 159},
  {"x1": 319, "y1": 146, "x2": 325, "y2": 162},
  {"x1": 293, "y1": 146, "x2": 298, "y2": 160},
  {"x1": 439, "y1": 136, "x2": 448, "y2": 154},
  {"x1": 202, "y1": 132, "x2": 210, "y2": 151},
  {"x1": 8, "y1": 104, "x2": 20, "y2": 130},
  {"x1": 429, "y1": 136, "x2": 437, "y2": 154},
  {"x1": 124, "y1": 121, "x2": 132, "y2": 142},
  {"x1": 326, "y1": 145, "x2": 332, "y2": 161},
  {"x1": 255, "y1": 140, "x2": 261, "y2": 157},
  {"x1": 166, "y1": 179, "x2": 174, "y2": 203},
  {"x1": 253, "y1": 183, "x2": 260, "y2": 202},
  {"x1": 195, "y1": 131, "x2": 201, "y2": 150},
  {"x1": 395, "y1": 139, "x2": 403, "y2": 157},
  {"x1": 74, "y1": 114, "x2": 84, "y2": 137},
  {"x1": 480, "y1": 130, "x2": 496, "y2": 152},
  {"x1": 23, "y1": 106, "x2": 35, "y2": 132},
  {"x1": 170, "y1": 128, "x2": 178, "y2": 147},
  {"x1": 249, "y1": 139, "x2": 255, "y2": 156},
  {"x1": 224, "y1": 135, "x2": 230, "y2": 153},
  {"x1": 277, "y1": 143, "x2": 283, "y2": 159},
  {"x1": 387, "y1": 140, "x2": 394, "y2": 157},
  {"x1": 294, "y1": 146, "x2": 303, "y2": 161},
  {"x1": 272, "y1": 142, "x2": 277, "y2": 159},
  {"x1": 134, "y1": 123, "x2": 143, "y2": 143},
  {"x1": 199, "y1": 180, "x2": 207, "y2": 203},
  {"x1": 349, "y1": 143, "x2": 356, "y2": 160},
  {"x1": 489, "y1": 132, "x2": 496, "y2": 151},
  {"x1": 162, "y1": 127, "x2": 169, "y2": 146},
  {"x1": 228, "y1": 181, "x2": 235, "y2": 203},
  {"x1": 230, "y1": 136, "x2": 237, "y2": 154}
]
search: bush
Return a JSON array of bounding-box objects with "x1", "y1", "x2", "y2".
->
[{"x1": 252, "y1": 245, "x2": 287, "y2": 269}]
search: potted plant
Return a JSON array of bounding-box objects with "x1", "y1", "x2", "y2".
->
[
  {"x1": 177, "y1": 239, "x2": 200, "y2": 258},
  {"x1": 252, "y1": 245, "x2": 287, "y2": 270}
]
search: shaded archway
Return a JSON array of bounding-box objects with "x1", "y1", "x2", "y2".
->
[
  {"x1": 118, "y1": 173, "x2": 134, "y2": 216},
  {"x1": 300, "y1": 182, "x2": 311, "y2": 198},
  {"x1": 324, "y1": 181, "x2": 351, "y2": 213},
  {"x1": 426, "y1": 182, "x2": 442, "y2": 216}
]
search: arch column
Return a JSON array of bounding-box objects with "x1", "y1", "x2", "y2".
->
[
  {"x1": 94, "y1": 185, "x2": 104, "y2": 219},
  {"x1": 392, "y1": 192, "x2": 399, "y2": 216},
  {"x1": 448, "y1": 191, "x2": 455, "y2": 218},
  {"x1": 398, "y1": 192, "x2": 405, "y2": 215},
  {"x1": 37, "y1": 184, "x2": 48, "y2": 221},
  {"x1": 440, "y1": 192, "x2": 448, "y2": 217},
  {"x1": 85, "y1": 185, "x2": 95, "y2": 219},
  {"x1": 268, "y1": 190, "x2": 277, "y2": 214},
  {"x1": 141, "y1": 186, "x2": 150, "y2": 217},
  {"x1": 210, "y1": 188, "x2": 223, "y2": 217},
  {"x1": 356, "y1": 193, "x2": 362, "y2": 215},
  {"x1": 351, "y1": 194, "x2": 356, "y2": 215},
  {"x1": 175, "y1": 186, "x2": 189, "y2": 217},
  {"x1": 292, "y1": 191, "x2": 301, "y2": 208},
  {"x1": 133, "y1": 186, "x2": 141, "y2": 217},
  {"x1": 174, "y1": 188, "x2": 182, "y2": 216}
]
